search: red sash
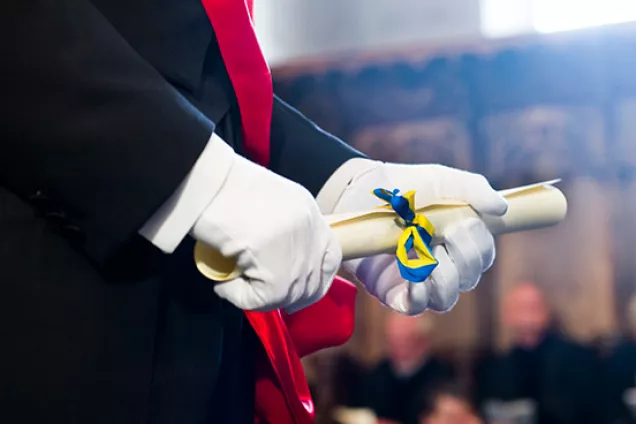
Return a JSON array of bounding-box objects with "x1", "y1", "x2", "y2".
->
[
  {"x1": 200, "y1": 0, "x2": 271, "y2": 167},
  {"x1": 199, "y1": 1, "x2": 358, "y2": 423}
]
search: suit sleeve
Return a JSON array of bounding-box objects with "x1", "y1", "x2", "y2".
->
[
  {"x1": 269, "y1": 95, "x2": 366, "y2": 196},
  {"x1": 1, "y1": 0, "x2": 221, "y2": 267},
  {"x1": 139, "y1": 133, "x2": 234, "y2": 254}
]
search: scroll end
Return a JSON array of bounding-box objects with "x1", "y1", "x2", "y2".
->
[{"x1": 194, "y1": 242, "x2": 241, "y2": 282}]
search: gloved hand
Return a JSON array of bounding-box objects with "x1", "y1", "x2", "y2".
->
[
  {"x1": 317, "y1": 159, "x2": 507, "y2": 315},
  {"x1": 192, "y1": 153, "x2": 342, "y2": 313}
]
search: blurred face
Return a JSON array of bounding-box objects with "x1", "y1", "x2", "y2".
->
[
  {"x1": 420, "y1": 395, "x2": 482, "y2": 424},
  {"x1": 503, "y1": 283, "x2": 550, "y2": 349},
  {"x1": 384, "y1": 313, "x2": 431, "y2": 372}
]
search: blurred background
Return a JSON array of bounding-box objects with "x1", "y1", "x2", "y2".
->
[{"x1": 254, "y1": 2, "x2": 636, "y2": 424}]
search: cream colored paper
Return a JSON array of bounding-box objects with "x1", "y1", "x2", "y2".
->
[{"x1": 194, "y1": 180, "x2": 567, "y2": 282}]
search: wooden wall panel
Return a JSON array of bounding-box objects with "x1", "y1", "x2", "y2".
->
[
  {"x1": 493, "y1": 179, "x2": 617, "y2": 349},
  {"x1": 273, "y1": 25, "x2": 636, "y2": 371},
  {"x1": 351, "y1": 118, "x2": 474, "y2": 168}
]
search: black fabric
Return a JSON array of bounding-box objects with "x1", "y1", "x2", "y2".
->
[
  {"x1": 513, "y1": 347, "x2": 542, "y2": 402},
  {"x1": 270, "y1": 96, "x2": 365, "y2": 196},
  {"x1": 475, "y1": 333, "x2": 601, "y2": 424},
  {"x1": 601, "y1": 340, "x2": 636, "y2": 424},
  {"x1": 0, "y1": 122, "x2": 256, "y2": 424},
  {"x1": 332, "y1": 355, "x2": 369, "y2": 408},
  {"x1": 360, "y1": 357, "x2": 455, "y2": 424},
  {"x1": 1, "y1": 0, "x2": 215, "y2": 268},
  {"x1": 0, "y1": 0, "x2": 363, "y2": 423}
]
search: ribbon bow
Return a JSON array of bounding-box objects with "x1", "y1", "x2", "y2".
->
[{"x1": 372, "y1": 188, "x2": 438, "y2": 283}]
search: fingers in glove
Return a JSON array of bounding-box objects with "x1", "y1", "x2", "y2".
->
[
  {"x1": 286, "y1": 234, "x2": 341, "y2": 314},
  {"x1": 369, "y1": 261, "x2": 430, "y2": 316},
  {"x1": 214, "y1": 277, "x2": 282, "y2": 312},
  {"x1": 443, "y1": 218, "x2": 496, "y2": 292},
  {"x1": 213, "y1": 250, "x2": 288, "y2": 311},
  {"x1": 400, "y1": 274, "x2": 431, "y2": 316},
  {"x1": 347, "y1": 254, "x2": 395, "y2": 299},
  {"x1": 426, "y1": 245, "x2": 460, "y2": 312},
  {"x1": 351, "y1": 248, "x2": 458, "y2": 315},
  {"x1": 285, "y1": 251, "x2": 340, "y2": 314},
  {"x1": 436, "y1": 166, "x2": 508, "y2": 216}
]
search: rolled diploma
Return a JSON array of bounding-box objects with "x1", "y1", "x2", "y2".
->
[{"x1": 194, "y1": 179, "x2": 567, "y2": 281}]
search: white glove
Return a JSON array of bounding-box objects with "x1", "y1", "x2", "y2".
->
[
  {"x1": 192, "y1": 153, "x2": 342, "y2": 313},
  {"x1": 317, "y1": 159, "x2": 507, "y2": 315}
]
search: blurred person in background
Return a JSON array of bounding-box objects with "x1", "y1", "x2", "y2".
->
[
  {"x1": 418, "y1": 383, "x2": 482, "y2": 424},
  {"x1": 475, "y1": 282, "x2": 599, "y2": 424},
  {"x1": 602, "y1": 295, "x2": 636, "y2": 424},
  {"x1": 360, "y1": 312, "x2": 455, "y2": 424}
]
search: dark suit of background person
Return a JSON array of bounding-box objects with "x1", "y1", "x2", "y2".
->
[
  {"x1": 360, "y1": 313, "x2": 456, "y2": 424},
  {"x1": 474, "y1": 283, "x2": 600, "y2": 424},
  {"x1": 0, "y1": 1, "x2": 363, "y2": 423},
  {"x1": 601, "y1": 296, "x2": 636, "y2": 424},
  {"x1": 603, "y1": 339, "x2": 636, "y2": 424}
]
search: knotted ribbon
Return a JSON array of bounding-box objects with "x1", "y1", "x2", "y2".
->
[{"x1": 373, "y1": 189, "x2": 438, "y2": 282}]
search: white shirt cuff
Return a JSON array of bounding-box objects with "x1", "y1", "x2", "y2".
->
[
  {"x1": 139, "y1": 132, "x2": 235, "y2": 253},
  {"x1": 316, "y1": 158, "x2": 380, "y2": 214}
]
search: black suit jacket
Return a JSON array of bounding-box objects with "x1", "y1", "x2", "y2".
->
[
  {"x1": 360, "y1": 357, "x2": 455, "y2": 424},
  {"x1": 0, "y1": 1, "x2": 363, "y2": 423},
  {"x1": 601, "y1": 340, "x2": 636, "y2": 424},
  {"x1": 475, "y1": 334, "x2": 601, "y2": 424}
]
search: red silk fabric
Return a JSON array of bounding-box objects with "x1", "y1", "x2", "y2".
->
[
  {"x1": 199, "y1": 1, "x2": 358, "y2": 422},
  {"x1": 200, "y1": 0, "x2": 271, "y2": 166}
]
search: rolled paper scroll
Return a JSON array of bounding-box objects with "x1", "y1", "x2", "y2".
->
[{"x1": 194, "y1": 179, "x2": 567, "y2": 282}]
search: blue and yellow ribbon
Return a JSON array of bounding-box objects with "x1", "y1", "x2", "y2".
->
[{"x1": 373, "y1": 188, "x2": 438, "y2": 282}]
